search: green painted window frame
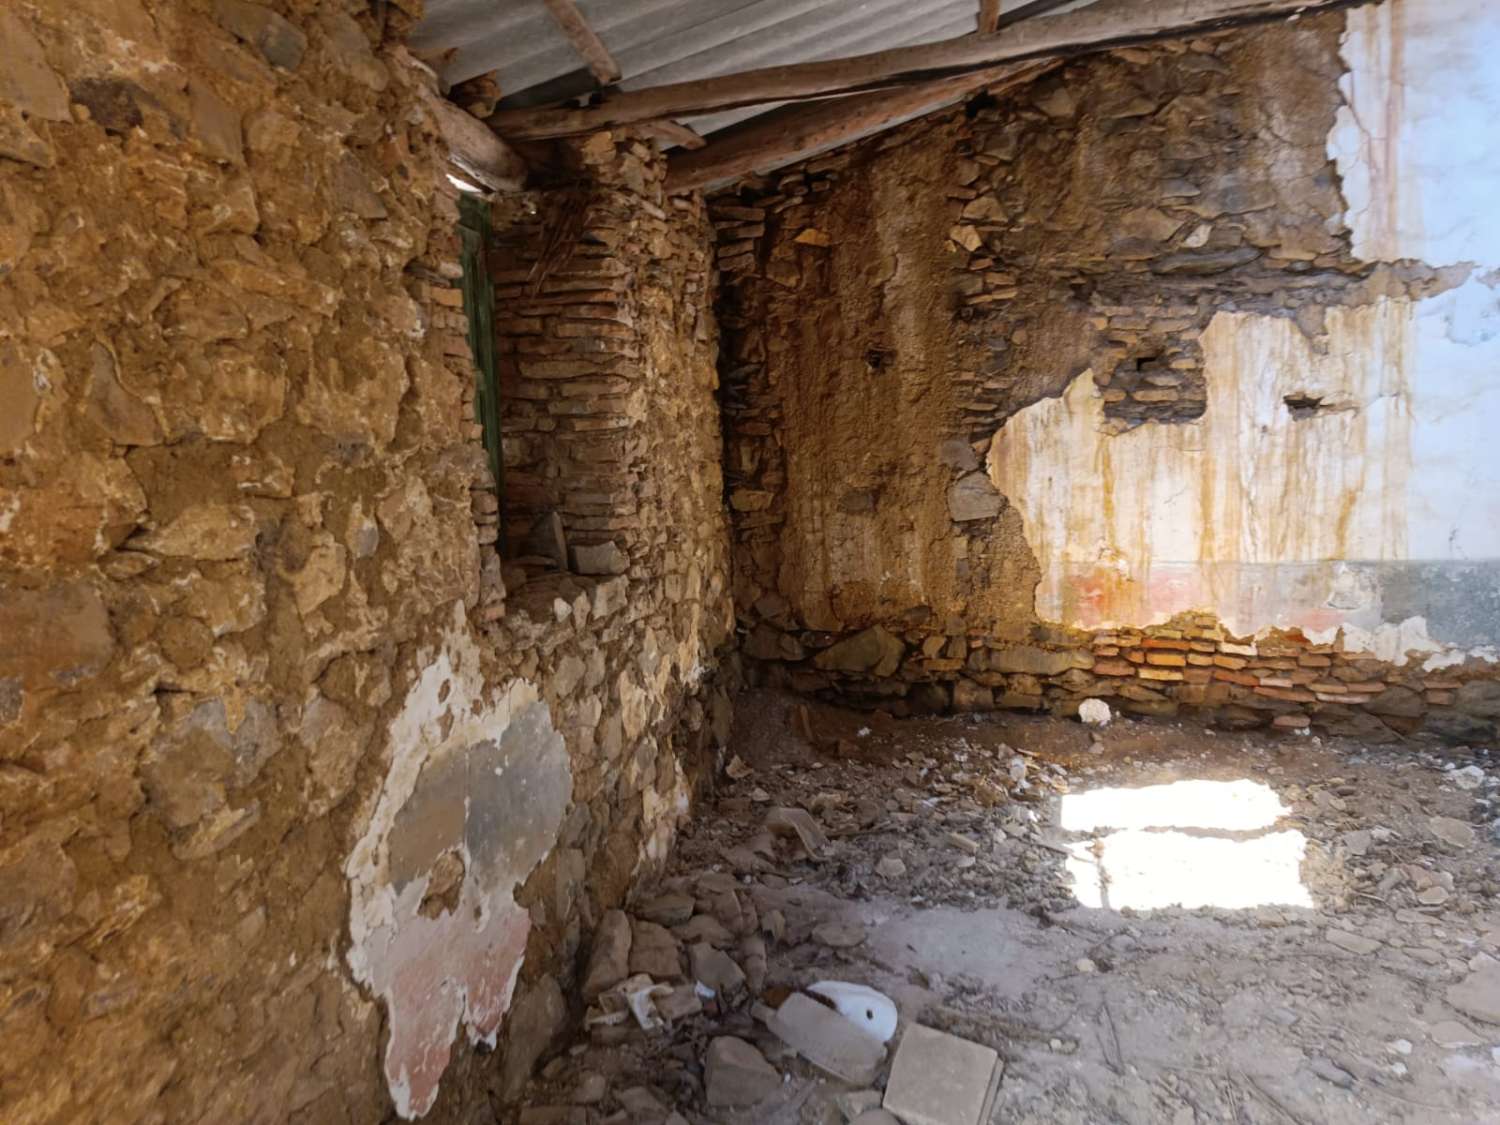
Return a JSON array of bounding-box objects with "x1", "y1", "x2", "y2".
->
[{"x1": 457, "y1": 192, "x2": 505, "y2": 554}]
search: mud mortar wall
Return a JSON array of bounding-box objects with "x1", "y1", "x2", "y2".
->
[
  {"x1": 0, "y1": 2, "x2": 734, "y2": 1122},
  {"x1": 716, "y1": 7, "x2": 1500, "y2": 742}
]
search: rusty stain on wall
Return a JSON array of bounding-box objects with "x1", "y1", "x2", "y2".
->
[
  {"x1": 988, "y1": 286, "x2": 1500, "y2": 662},
  {"x1": 345, "y1": 603, "x2": 571, "y2": 1118}
]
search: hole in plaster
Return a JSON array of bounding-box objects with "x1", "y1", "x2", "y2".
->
[
  {"x1": 418, "y1": 849, "x2": 466, "y2": 919},
  {"x1": 865, "y1": 347, "x2": 894, "y2": 373},
  {"x1": 438, "y1": 679, "x2": 452, "y2": 703},
  {"x1": 1283, "y1": 392, "x2": 1328, "y2": 419}
]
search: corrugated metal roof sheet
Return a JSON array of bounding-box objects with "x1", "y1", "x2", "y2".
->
[
  {"x1": 411, "y1": 0, "x2": 990, "y2": 137},
  {"x1": 411, "y1": 0, "x2": 1101, "y2": 180}
]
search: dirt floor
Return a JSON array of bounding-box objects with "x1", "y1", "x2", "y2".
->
[{"x1": 518, "y1": 689, "x2": 1500, "y2": 1124}]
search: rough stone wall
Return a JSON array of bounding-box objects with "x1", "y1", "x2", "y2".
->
[
  {"x1": 716, "y1": 9, "x2": 1500, "y2": 741},
  {"x1": 0, "y1": 3, "x2": 734, "y2": 1123}
]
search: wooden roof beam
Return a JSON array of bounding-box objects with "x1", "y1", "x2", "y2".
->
[
  {"x1": 418, "y1": 86, "x2": 528, "y2": 192},
  {"x1": 666, "y1": 63, "x2": 1051, "y2": 193},
  {"x1": 979, "y1": 0, "x2": 1003, "y2": 35},
  {"x1": 492, "y1": 0, "x2": 1367, "y2": 140}
]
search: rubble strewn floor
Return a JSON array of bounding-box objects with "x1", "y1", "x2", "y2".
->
[{"x1": 518, "y1": 690, "x2": 1500, "y2": 1124}]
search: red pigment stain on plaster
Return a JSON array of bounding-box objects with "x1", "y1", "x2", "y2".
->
[
  {"x1": 386, "y1": 904, "x2": 531, "y2": 1115},
  {"x1": 1143, "y1": 569, "x2": 1205, "y2": 623}
]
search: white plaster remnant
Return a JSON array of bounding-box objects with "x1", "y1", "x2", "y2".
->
[
  {"x1": 988, "y1": 282, "x2": 1500, "y2": 660},
  {"x1": 345, "y1": 602, "x2": 571, "y2": 1118},
  {"x1": 1329, "y1": 0, "x2": 1500, "y2": 269}
]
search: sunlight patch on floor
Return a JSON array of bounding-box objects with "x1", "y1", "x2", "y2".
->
[
  {"x1": 1060, "y1": 779, "x2": 1312, "y2": 911},
  {"x1": 1060, "y1": 778, "x2": 1290, "y2": 833}
]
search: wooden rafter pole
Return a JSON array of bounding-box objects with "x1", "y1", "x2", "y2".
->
[
  {"x1": 541, "y1": 0, "x2": 621, "y2": 86},
  {"x1": 492, "y1": 0, "x2": 1366, "y2": 140},
  {"x1": 666, "y1": 63, "x2": 1051, "y2": 193},
  {"x1": 639, "y1": 119, "x2": 707, "y2": 150},
  {"x1": 979, "y1": 0, "x2": 1003, "y2": 34},
  {"x1": 416, "y1": 86, "x2": 527, "y2": 192}
]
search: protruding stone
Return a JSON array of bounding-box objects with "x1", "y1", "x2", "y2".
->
[
  {"x1": 0, "y1": 8, "x2": 70, "y2": 120},
  {"x1": 947, "y1": 472, "x2": 1002, "y2": 522},
  {"x1": 581, "y1": 910, "x2": 632, "y2": 1001},
  {"x1": 213, "y1": 0, "x2": 307, "y2": 70},
  {"x1": 572, "y1": 540, "x2": 628, "y2": 575},
  {"x1": 814, "y1": 627, "x2": 904, "y2": 677}
]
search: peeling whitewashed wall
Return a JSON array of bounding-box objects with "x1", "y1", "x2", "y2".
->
[
  {"x1": 989, "y1": 284, "x2": 1500, "y2": 660},
  {"x1": 988, "y1": 0, "x2": 1500, "y2": 664},
  {"x1": 1329, "y1": 0, "x2": 1500, "y2": 269}
]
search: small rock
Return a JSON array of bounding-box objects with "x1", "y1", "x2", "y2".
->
[
  {"x1": 945, "y1": 832, "x2": 980, "y2": 855},
  {"x1": 1430, "y1": 1019, "x2": 1481, "y2": 1048},
  {"x1": 571, "y1": 1072, "x2": 607, "y2": 1105},
  {"x1": 1449, "y1": 765, "x2": 1486, "y2": 790},
  {"x1": 618, "y1": 1087, "x2": 669, "y2": 1117},
  {"x1": 1341, "y1": 829, "x2": 1372, "y2": 857},
  {"x1": 690, "y1": 942, "x2": 747, "y2": 1003},
  {"x1": 876, "y1": 855, "x2": 907, "y2": 879},
  {"x1": 629, "y1": 919, "x2": 685, "y2": 981},
  {"x1": 704, "y1": 1036, "x2": 781, "y2": 1107},
  {"x1": 1078, "y1": 698, "x2": 1112, "y2": 726},
  {"x1": 676, "y1": 913, "x2": 734, "y2": 948},
  {"x1": 1430, "y1": 816, "x2": 1476, "y2": 849},
  {"x1": 739, "y1": 934, "x2": 768, "y2": 994},
  {"x1": 766, "y1": 805, "x2": 832, "y2": 857},
  {"x1": 518, "y1": 1108, "x2": 587, "y2": 1125},
  {"x1": 1308, "y1": 1056, "x2": 1355, "y2": 1089},
  {"x1": 636, "y1": 892, "x2": 695, "y2": 927},
  {"x1": 1446, "y1": 962, "x2": 1500, "y2": 1025},
  {"x1": 813, "y1": 921, "x2": 867, "y2": 949},
  {"x1": 1325, "y1": 928, "x2": 1381, "y2": 956},
  {"x1": 1075, "y1": 958, "x2": 1098, "y2": 974},
  {"x1": 835, "y1": 1088, "x2": 885, "y2": 1120},
  {"x1": 656, "y1": 984, "x2": 704, "y2": 1023}
]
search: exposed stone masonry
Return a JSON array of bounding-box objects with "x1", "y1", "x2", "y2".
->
[
  {"x1": 489, "y1": 135, "x2": 721, "y2": 586},
  {"x1": 0, "y1": 3, "x2": 735, "y2": 1122},
  {"x1": 713, "y1": 15, "x2": 1499, "y2": 745}
]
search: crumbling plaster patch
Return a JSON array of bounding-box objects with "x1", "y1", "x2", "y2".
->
[
  {"x1": 345, "y1": 603, "x2": 571, "y2": 1118},
  {"x1": 988, "y1": 281, "x2": 1500, "y2": 661},
  {"x1": 985, "y1": 1, "x2": 1500, "y2": 663}
]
